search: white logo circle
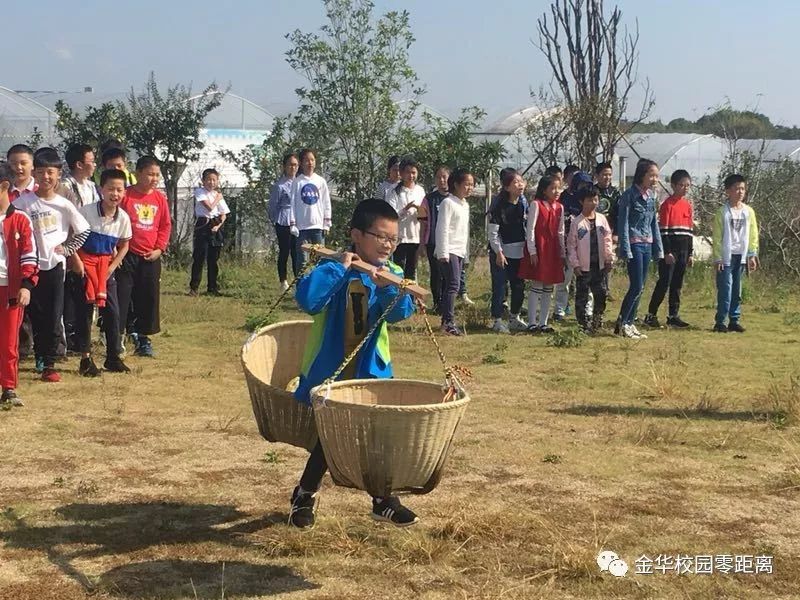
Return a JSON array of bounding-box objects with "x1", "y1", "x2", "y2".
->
[
  {"x1": 608, "y1": 559, "x2": 629, "y2": 578},
  {"x1": 596, "y1": 550, "x2": 619, "y2": 572}
]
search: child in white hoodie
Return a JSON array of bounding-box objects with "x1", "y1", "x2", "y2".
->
[{"x1": 290, "y1": 149, "x2": 331, "y2": 270}]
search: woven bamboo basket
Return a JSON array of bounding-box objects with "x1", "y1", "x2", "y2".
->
[
  {"x1": 310, "y1": 379, "x2": 470, "y2": 497},
  {"x1": 241, "y1": 320, "x2": 318, "y2": 451}
]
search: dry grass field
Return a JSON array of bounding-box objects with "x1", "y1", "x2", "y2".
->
[{"x1": 1, "y1": 257, "x2": 799, "y2": 599}]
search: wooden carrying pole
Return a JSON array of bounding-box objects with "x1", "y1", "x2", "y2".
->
[{"x1": 301, "y1": 244, "x2": 430, "y2": 300}]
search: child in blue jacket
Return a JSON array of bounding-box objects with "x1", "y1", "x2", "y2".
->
[{"x1": 290, "y1": 199, "x2": 418, "y2": 529}]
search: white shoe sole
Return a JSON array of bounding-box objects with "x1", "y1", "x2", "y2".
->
[{"x1": 371, "y1": 513, "x2": 420, "y2": 527}]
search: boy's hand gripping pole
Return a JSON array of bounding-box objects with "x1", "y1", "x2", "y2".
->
[{"x1": 300, "y1": 243, "x2": 430, "y2": 300}]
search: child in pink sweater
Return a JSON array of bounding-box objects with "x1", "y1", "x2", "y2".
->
[{"x1": 567, "y1": 186, "x2": 613, "y2": 332}]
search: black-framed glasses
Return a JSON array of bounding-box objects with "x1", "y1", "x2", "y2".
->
[{"x1": 363, "y1": 230, "x2": 399, "y2": 246}]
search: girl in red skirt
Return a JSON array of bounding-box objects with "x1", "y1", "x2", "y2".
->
[{"x1": 519, "y1": 175, "x2": 565, "y2": 333}]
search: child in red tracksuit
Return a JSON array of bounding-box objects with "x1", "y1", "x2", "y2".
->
[{"x1": 0, "y1": 163, "x2": 39, "y2": 408}]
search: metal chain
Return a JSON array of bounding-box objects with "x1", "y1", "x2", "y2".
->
[
  {"x1": 414, "y1": 299, "x2": 472, "y2": 399},
  {"x1": 261, "y1": 244, "x2": 323, "y2": 322}
]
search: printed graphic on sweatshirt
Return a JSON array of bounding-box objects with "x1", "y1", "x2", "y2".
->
[
  {"x1": 598, "y1": 197, "x2": 611, "y2": 214},
  {"x1": 730, "y1": 215, "x2": 745, "y2": 233},
  {"x1": 29, "y1": 209, "x2": 58, "y2": 235},
  {"x1": 300, "y1": 183, "x2": 320, "y2": 206},
  {"x1": 134, "y1": 203, "x2": 157, "y2": 227}
]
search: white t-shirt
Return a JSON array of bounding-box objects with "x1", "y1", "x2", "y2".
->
[
  {"x1": 79, "y1": 202, "x2": 133, "y2": 255},
  {"x1": 194, "y1": 187, "x2": 231, "y2": 218},
  {"x1": 729, "y1": 206, "x2": 747, "y2": 255},
  {"x1": 385, "y1": 183, "x2": 426, "y2": 244},
  {"x1": 0, "y1": 213, "x2": 7, "y2": 285},
  {"x1": 13, "y1": 192, "x2": 90, "y2": 271}
]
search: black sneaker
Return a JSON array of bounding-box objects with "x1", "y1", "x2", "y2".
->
[
  {"x1": 526, "y1": 324, "x2": 541, "y2": 334},
  {"x1": 289, "y1": 486, "x2": 318, "y2": 529},
  {"x1": 728, "y1": 321, "x2": 746, "y2": 333},
  {"x1": 371, "y1": 496, "x2": 419, "y2": 527},
  {"x1": 540, "y1": 325, "x2": 555, "y2": 334},
  {"x1": 1, "y1": 389, "x2": 23, "y2": 409},
  {"x1": 104, "y1": 358, "x2": 131, "y2": 373},
  {"x1": 713, "y1": 323, "x2": 728, "y2": 333},
  {"x1": 643, "y1": 314, "x2": 661, "y2": 328},
  {"x1": 79, "y1": 357, "x2": 101, "y2": 377},
  {"x1": 441, "y1": 324, "x2": 463, "y2": 337},
  {"x1": 666, "y1": 316, "x2": 690, "y2": 328}
]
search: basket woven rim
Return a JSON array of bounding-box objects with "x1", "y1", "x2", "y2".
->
[
  {"x1": 310, "y1": 378, "x2": 470, "y2": 413},
  {"x1": 240, "y1": 319, "x2": 314, "y2": 372}
]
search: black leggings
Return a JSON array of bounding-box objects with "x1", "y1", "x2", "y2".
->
[
  {"x1": 28, "y1": 263, "x2": 65, "y2": 368},
  {"x1": 274, "y1": 224, "x2": 298, "y2": 282},
  {"x1": 504, "y1": 257, "x2": 525, "y2": 315},
  {"x1": 299, "y1": 441, "x2": 382, "y2": 500},
  {"x1": 190, "y1": 219, "x2": 223, "y2": 293},
  {"x1": 75, "y1": 274, "x2": 121, "y2": 359},
  {"x1": 392, "y1": 243, "x2": 419, "y2": 280}
]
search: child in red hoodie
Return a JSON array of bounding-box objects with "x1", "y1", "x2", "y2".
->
[
  {"x1": 644, "y1": 170, "x2": 694, "y2": 329},
  {"x1": 117, "y1": 156, "x2": 172, "y2": 358},
  {"x1": 0, "y1": 163, "x2": 39, "y2": 408}
]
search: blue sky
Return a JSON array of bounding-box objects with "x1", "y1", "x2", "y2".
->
[{"x1": 7, "y1": 0, "x2": 799, "y2": 126}]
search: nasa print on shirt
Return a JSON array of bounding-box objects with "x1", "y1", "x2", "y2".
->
[{"x1": 301, "y1": 183, "x2": 320, "y2": 206}]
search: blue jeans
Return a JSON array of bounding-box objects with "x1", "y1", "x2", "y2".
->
[
  {"x1": 296, "y1": 228, "x2": 324, "y2": 272},
  {"x1": 716, "y1": 255, "x2": 744, "y2": 326},
  {"x1": 620, "y1": 243, "x2": 652, "y2": 325},
  {"x1": 489, "y1": 249, "x2": 507, "y2": 319}
]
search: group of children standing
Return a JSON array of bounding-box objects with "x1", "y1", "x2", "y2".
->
[
  {"x1": 0, "y1": 142, "x2": 172, "y2": 409},
  {"x1": 487, "y1": 159, "x2": 759, "y2": 339}
]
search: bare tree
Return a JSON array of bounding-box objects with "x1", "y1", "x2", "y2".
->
[{"x1": 536, "y1": 0, "x2": 654, "y2": 169}]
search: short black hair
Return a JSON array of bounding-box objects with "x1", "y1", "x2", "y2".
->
[
  {"x1": 101, "y1": 147, "x2": 127, "y2": 166},
  {"x1": 99, "y1": 138, "x2": 124, "y2": 155},
  {"x1": 298, "y1": 148, "x2": 316, "y2": 163},
  {"x1": 595, "y1": 162, "x2": 613, "y2": 174},
  {"x1": 448, "y1": 168, "x2": 474, "y2": 194},
  {"x1": 350, "y1": 198, "x2": 399, "y2": 232},
  {"x1": 633, "y1": 159, "x2": 658, "y2": 186},
  {"x1": 670, "y1": 169, "x2": 691, "y2": 185},
  {"x1": 544, "y1": 165, "x2": 562, "y2": 177},
  {"x1": 100, "y1": 169, "x2": 128, "y2": 187},
  {"x1": 202, "y1": 168, "x2": 220, "y2": 180},
  {"x1": 564, "y1": 164, "x2": 580, "y2": 178},
  {"x1": 0, "y1": 161, "x2": 14, "y2": 184},
  {"x1": 7, "y1": 144, "x2": 34, "y2": 159},
  {"x1": 399, "y1": 157, "x2": 418, "y2": 172},
  {"x1": 65, "y1": 143, "x2": 94, "y2": 170},
  {"x1": 578, "y1": 185, "x2": 601, "y2": 202},
  {"x1": 33, "y1": 147, "x2": 62, "y2": 169},
  {"x1": 499, "y1": 167, "x2": 517, "y2": 181},
  {"x1": 724, "y1": 173, "x2": 746, "y2": 189},
  {"x1": 282, "y1": 152, "x2": 298, "y2": 166},
  {"x1": 534, "y1": 175, "x2": 557, "y2": 200},
  {"x1": 386, "y1": 155, "x2": 400, "y2": 172},
  {"x1": 135, "y1": 156, "x2": 160, "y2": 171}
]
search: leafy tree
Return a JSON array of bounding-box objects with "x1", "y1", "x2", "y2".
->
[
  {"x1": 118, "y1": 72, "x2": 226, "y2": 251},
  {"x1": 285, "y1": 0, "x2": 423, "y2": 204},
  {"x1": 53, "y1": 101, "x2": 127, "y2": 151}
]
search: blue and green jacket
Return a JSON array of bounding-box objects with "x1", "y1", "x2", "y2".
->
[{"x1": 293, "y1": 259, "x2": 416, "y2": 405}]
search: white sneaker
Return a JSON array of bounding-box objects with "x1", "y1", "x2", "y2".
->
[
  {"x1": 630, "y1": 325, "x2": 648, "y2": 339},
  {"x1": 459, "y1": 294, "x2": 475, "y2": 306},
  {"x1": 281, "y1": 280, "x2": 290, "y2": 292},
  {"x1": 509, "y1": 315, "x2": 528, "y2": 332},
  {"x1": 622, "y1": 324, "x2": 641, "y2": 339},
  {"x1": 492, "y1": 319, "x2": 510, "y2": 334}
]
